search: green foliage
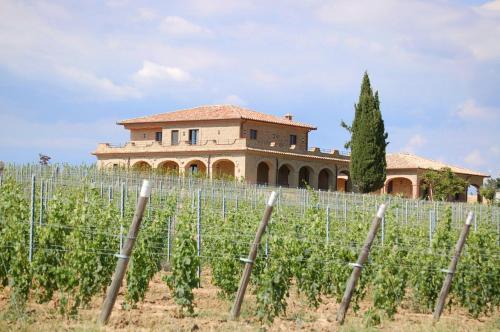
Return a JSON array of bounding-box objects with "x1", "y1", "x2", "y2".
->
[
  {"x1": 0, "y1": 169, "x2": 499, "y2": 326},
  {"x1": 164, "y1": 203, "x2": 199, "y2": 315},
  {"x1": 0, "y1": 178, "x2": 31, "y2": 310},
  {"x1": 346, "y1": 72, "x2": 388, "y2": 193},
  {"x1": 453, "y1": 225, "x2": 500, "y2": 317},
  {"x1": 480, "y1": 177, "x2": 499, "y2": 204},
  {"x1": 369, "y1": 209, "x2": 409, "y2": 321},
  {"x1": 125, "y1": 195, "x2": 175, "y2": 306},
  {"x1": 410, "y1": 207, "x2": 454, "y2": 311},
  {"x1": 421, "y1": 167, "x2": 469, "y2": 201}
]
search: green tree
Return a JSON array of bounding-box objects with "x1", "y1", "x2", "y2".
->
[
  {"x1": 420, "y1": 167, "x2": 469, "y2": 201},
  {"x1": 480, "y1": 177, "x2": 498, "y2": 205},
  {"x1": 342, "y1": 72, "x2": 388, "y2": 193}
]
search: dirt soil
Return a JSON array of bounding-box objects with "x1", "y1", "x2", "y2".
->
[{"x1": 0, "y1": 272, "x2": 498, "y2": 332}]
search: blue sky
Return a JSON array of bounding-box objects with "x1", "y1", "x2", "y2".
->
[{"x1": 0, "y1": 0, "x2": 499, "y2": 177}]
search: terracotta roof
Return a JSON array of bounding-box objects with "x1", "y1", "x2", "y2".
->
[
  {"x1": 386, "y1": 153, "x2": 488, "y2": 177},
  {"x1": 118, "y1": 105, "x2": 317, "y2": 129}
]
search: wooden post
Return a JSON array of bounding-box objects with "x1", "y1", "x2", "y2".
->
[
  {"x1": 336, "y1": 203, "x2": 387, "y2": 325},
  {"x1": 230, "y1": 191, "x2": 277, "y2": 320},
  {"x1": 98, "y1": 179, "x2": 152, "y2": 325},
  {"x1": 433, "y1": 211, "x2": 474, "y2": 323}
]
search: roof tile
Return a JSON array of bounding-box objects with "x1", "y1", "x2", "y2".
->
[
  {"x1": 118, "y1": 104, "x2": 317, "y2": 129},
  {"x1": 387, "y1": 153, "x2": 488, "y2": 177}
]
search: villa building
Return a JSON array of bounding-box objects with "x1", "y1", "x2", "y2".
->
[{"x1": 93, "y1": 104, "x2": 488, "y2": 201}]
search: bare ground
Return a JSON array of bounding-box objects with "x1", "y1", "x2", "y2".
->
[{"x1": 0, "y1": 272, "x2": 498, "y2": 332}]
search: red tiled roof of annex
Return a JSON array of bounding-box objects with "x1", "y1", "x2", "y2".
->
[
  {"x1": 118, "y1": 104, "x2": 317, "y2": 130},
  {"x1": 387, "y1": 153, "x2": 488, "y2": 177}
]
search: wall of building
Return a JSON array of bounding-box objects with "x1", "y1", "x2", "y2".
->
[
  {"x1": 126, "y1": 120, "x2": 241, "y2": 145},
  {"x1": 130, "y1": 127, "x2": 163, "y2": 142},
  {"x1": 244, "y1": 151, "x2": 345, "y2": 190},
  {"x1": 96, "y1": 153, "x2": 247, "y2": 180},
  {"x1": 161, "y1": 120, "x2": 241, "y2": 145},
  {"x1": 242, "y1": 120, "x2": 310, "y2": 152}
]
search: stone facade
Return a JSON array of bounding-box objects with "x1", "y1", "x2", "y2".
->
[{"x1": 93, "y1": 106, "x2": 350, "y2": 191}]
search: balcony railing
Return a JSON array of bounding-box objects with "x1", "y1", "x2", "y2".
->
[{"x1": 94, "y1": 139, "x2": 351, "y2": 160}]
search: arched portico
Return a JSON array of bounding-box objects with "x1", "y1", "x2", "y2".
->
[
  {"x1": 132, "y1": 160, "x2": 152, "y2": 171},
  {"x1": 212, "y1": 159, "x2": 236, "y2": 179},
  {"x1": 298, "y1": 166, "x2": 314, "y2": 188},
  {"x1": 278, "y1": 164, "x2": 294, "y2": 187},
  {"x1": 385, "y1": 177, "x2": 414, "y2": 199},
  {"x1": 158, "y1": 160, "x2": 179, "y2": 174},
  {"x1": 467, "y1": 184, "x2": 482, "y2": 203},
  {"x1": 257, "y1": 161, "x2": 270, "y2": 185},
  {"x1": 337, "y1": 169, "x2": 352, "y2": 192},
  {"x1": 318, "y1": 168, "x2": 335, "y2": 191},
  {"x1": 185, "y1": 159, "x2": 207, "y2": 176}
]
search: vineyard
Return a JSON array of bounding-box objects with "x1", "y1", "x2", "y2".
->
[{"x1": 0, "y1": 164, "x2": 499, "y2": 330}]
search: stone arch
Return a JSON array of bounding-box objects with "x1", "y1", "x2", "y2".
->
[
  {"x1": 318, "y1": 168, "x2": 334, "y2": 191},
  {"x1": 212, "y1": 159, "x2": 236, "y2": 179},
  {"x1": 158, "y1": 160, "x2": 179, "y2": 175},
  {"x1": 278, "y1": 163, "x2": 294, "y2": 187},
  {"x1": 257, "y1": 161, "x2": 271, "y2": 185},
  {"x1": 467, "y1": 184, "x2": 481, "y2": 203},
  {"x1": 185, "y1": 159, "x2": 207, "y2": 176},
  {"x1": 337, "y1": 169, "x2": 351, "y2": 192},
  {"x1": 385, "y1": 177, "x2": 413, "y2": 198},
  {"x1": 298, "y1": 165, "x2": 314, "y2": 188},
  {"x1": 132, "y1": 160, "x2": 152, "y2": 171}
]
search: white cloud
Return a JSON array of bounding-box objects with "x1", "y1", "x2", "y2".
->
[
  {"x1": 57, "y1": 66, "x2": 142, "y2": 100},
  {"x1": 186, "y1": 0, "x2": 255, "y2": 16},
  {"x1": 159, "y1": 16, "x2": 212, "y2": 37},
  {"x1": 220, "y1": 94, "x2": 247, "y2": 106},
  {"x1": 456, "y1": 99, "x2": 498, "y2": 119},
  {"x1": 402, "y1": 133, "x2": 426, "y2": 153},
  {"x1": 134, "y1": 61, "x2": 192, "y2": 83},
  {"x1": 464, "y1": 150, "x2": 487, "y2": 167},
  {"x1": 315, "y1": 0, "x2": 500, "y2": 62},
  {"x1": 136, "y1": 8, "x2": 158, "y2": 21},
  {"x1": 480, "y1": 0, "x2": 500, "y2": 12}
]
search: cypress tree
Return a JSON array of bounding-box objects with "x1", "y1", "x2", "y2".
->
[{"x1": 348, "y1": 72, "x2": 388, "y2": 193}]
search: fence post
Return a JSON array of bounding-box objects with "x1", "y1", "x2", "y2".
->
[
  {"x1": 167, "y1": 216, "x2": 172, "y2": 261},
  {"x1": 222, "y1": 195, "x2": 226, "y2": 220},
  {"x1": 39, "y1": 180, "x2": 45, "y2": 225},
  {"x1": 433, "y1": 211, "x2": 474, "y2": 323},
  {"x1": 98, "y1": 180, "x2": 152, "y2": 325},
  {"x1": 336, "y1": 203, "x2": 387, "y2": 325},
  {"x1": 196, "y1": 189, "x2": 202, "y2": 287},
  {"x1": 0, "y1": 161, "x2": 4, "y2": 186},
  {"x1": 29, "y1": 174, "x2": 36, "y2": 262},
  {"x1": 326, "y1": 205, "x2": 330, "y2": 244},
  {"x1": 230, "y1": 191, "x2": 277, "y2": 320}
]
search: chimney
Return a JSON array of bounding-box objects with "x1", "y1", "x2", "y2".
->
[{"x1": 284, "y1": 113, "x2": 293, "y2": 121}]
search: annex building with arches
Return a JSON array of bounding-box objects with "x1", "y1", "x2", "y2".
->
[{"x1": 93, "y1": 105, "x2": 488, "y2": 201}]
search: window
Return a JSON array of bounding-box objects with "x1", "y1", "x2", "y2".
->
[
  {"x1": 143, "y1": 133, "x2": 147, "y2": 139},
  {"x1": 189, "y1": 129, "x2": 199, "y2": 145},
  {"x1": 155, "y1": 131, "x2": 162, "y2": 142},
  {"x1": 250, "y1": 129, "x2": 257, "y2": 140},
  {"x1": 171, "y1": 130, "x2": 179, "y2": 145},
  {"x1": 290, "y1": 134, "x2": 297, "y2": 146}
]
